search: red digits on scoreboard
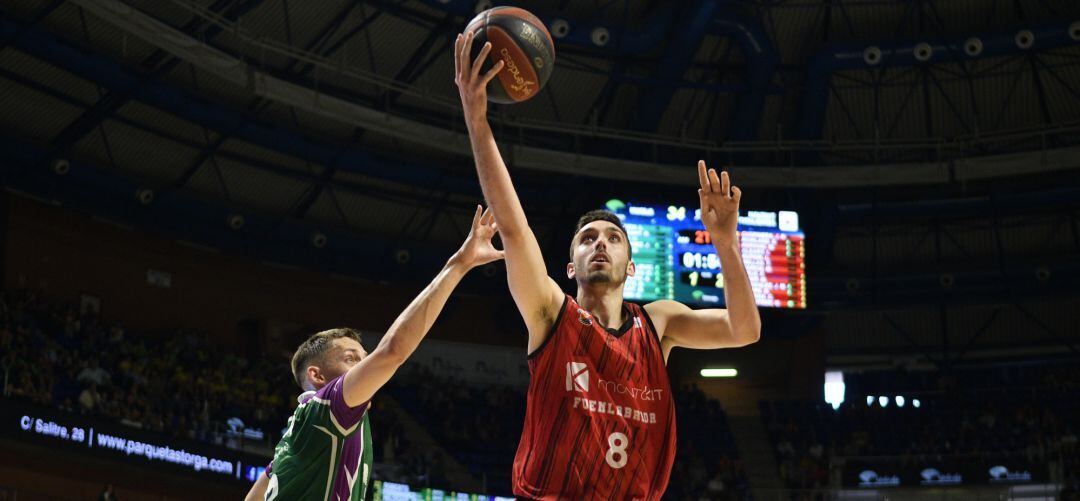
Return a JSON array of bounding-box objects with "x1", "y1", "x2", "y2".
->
[{"x1": 695, "y1": 230, "x2": 711, "y2": 245}]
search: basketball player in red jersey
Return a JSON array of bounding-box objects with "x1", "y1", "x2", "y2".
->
[{"x1": 454, "y1": 31, "x2": 762, "y2": 500}]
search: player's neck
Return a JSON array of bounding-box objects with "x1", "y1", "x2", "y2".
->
[{"x1": 575, "y1": 285, "x2": 627, "y2": 330}]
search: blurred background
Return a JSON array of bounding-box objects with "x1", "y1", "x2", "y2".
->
[{"x1": 0, "y1": 0, "x2": 1078, "y2": 499}]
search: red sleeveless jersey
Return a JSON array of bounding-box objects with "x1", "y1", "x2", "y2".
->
[{"x1": 512, "y1": 295, "x2": 676, "y2": 500}]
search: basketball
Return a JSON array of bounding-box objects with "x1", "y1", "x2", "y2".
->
[{"x1": 465, "y1": 7, "x2": 555, "y2": 104}]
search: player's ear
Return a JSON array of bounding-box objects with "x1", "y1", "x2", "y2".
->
[
  {"x1": 567, "y1": 261, "x2": 576, "y2": 280},
  {"x1": 626, "y1": 259, "x2": 636, "y2": 278},
  {"x1": 306, "y1": 365, "x2": 324, "y2": 387}
]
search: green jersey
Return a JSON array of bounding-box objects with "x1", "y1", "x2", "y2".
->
[{"x1": 265, "y1": 375, "x2": 373, "y2": 501}]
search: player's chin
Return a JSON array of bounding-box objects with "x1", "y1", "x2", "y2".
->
[{"x1": 585, "y1": 271, "x2": 613, "y2": 283}]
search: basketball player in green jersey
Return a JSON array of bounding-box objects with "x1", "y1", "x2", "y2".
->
[{"x1": 245, "y1": 206, "x2": 504, "y2": 501}]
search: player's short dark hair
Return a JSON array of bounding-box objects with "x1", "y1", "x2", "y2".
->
[
  {"x1": 570, "y1": 210, "x2": 632, "y2": 260},
  {"x1": 291, "y1": 328, "x2": 362, "y2": 389}
]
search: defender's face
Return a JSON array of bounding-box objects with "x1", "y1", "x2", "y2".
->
[
  {"x1": 568, "y1": 220, "x2": 634, "y2": 285},
  {"x1": 313, "y1": 337, "x2": 367, "y2": 389}
]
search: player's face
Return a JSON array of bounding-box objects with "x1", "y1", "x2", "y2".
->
[
  {"x1": 568, "y1": 221, "x2": 634, "y2": 285},
  {"x1": 317, "y1": 337, "x2": 367, "y2": 386}
]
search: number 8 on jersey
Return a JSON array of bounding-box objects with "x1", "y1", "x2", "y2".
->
[{"x1": 606, "y1": 432, "x2": 629, "y2": 469}]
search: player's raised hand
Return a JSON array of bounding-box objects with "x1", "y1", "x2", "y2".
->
[
  {"x1": 697, "y1": 160, "x2": 742, "y2": 247},
  {"x1": 454, "y1": 31, "x2": 505, "y2": 126},
  {"x1": 453, "y1": 205, "x2": 505, "y2": 268}
]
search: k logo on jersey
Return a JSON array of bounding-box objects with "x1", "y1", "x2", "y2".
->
[
  {"x1": 577, "y1": 309, "x2": 593, "y2": 326},
  {"x1": 566, "y1": 362, "x2": 589, "y2": 392}
]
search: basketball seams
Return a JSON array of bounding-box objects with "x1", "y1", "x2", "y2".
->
[
  {"x1": 465, "y1": 7, "x2": 554, "y2": 104},
  {"x1": 485, "y1": 11, "x2": 555, "y2": 67},
  {"x1": 485, "y1": 7, "x2": 554, "y2": 48}
]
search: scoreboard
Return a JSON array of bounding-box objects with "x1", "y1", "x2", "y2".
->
[{"x1": 606, "y1": 200, "x2": 806, "y2": 309}]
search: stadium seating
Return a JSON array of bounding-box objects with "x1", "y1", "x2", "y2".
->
[
  {"x1": 760, "y1": 364, "x2": 1080, "y2": 490},
  {"x1": 0, "y1": 288, "x2": 748, "y2": 498}
]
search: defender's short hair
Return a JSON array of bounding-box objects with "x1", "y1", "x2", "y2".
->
[
  {"x1": 290, "y1": 328, "x2": 361, "y2": 388},
  {"x1": 570, "y1": 210, "x2": 632, "y2": 260}
]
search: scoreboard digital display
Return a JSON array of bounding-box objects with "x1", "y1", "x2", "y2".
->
[{"x1": 606, "y1": 200, "x2": 806, "y2": 309}]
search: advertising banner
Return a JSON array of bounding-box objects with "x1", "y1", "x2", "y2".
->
[
  {"x1": 844, "y1": 459, "x2": 1044, "y2": 488},
  {"x1": 2, "y1": 401, "x2": 268, "y2": 483}
]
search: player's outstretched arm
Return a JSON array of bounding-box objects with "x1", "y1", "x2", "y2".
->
[
  {"x1": 244, "y1": 471, "x2": 270, "y2": 501},
  {"x1": 340, "y1": 206, "x2": 504, "y2": 407},
  {"x1": 646, "y1": 162, "x2": 761, "y2": 356},
  {"x1": 453, "y1": 31, "x2": 563, "y2": 350}
]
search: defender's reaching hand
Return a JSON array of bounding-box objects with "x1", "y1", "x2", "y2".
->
[{"x1": 452, "y1": 205, "x2": 505, "y2": 269}]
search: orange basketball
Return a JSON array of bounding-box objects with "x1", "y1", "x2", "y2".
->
[{"x1": 466, "y1": 7, "x2": 555, "y2": 104}]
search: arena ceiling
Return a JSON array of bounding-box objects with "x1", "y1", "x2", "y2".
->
[{"x1": 0, "y1": 0, "x2": 1079, "y2": 297}]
